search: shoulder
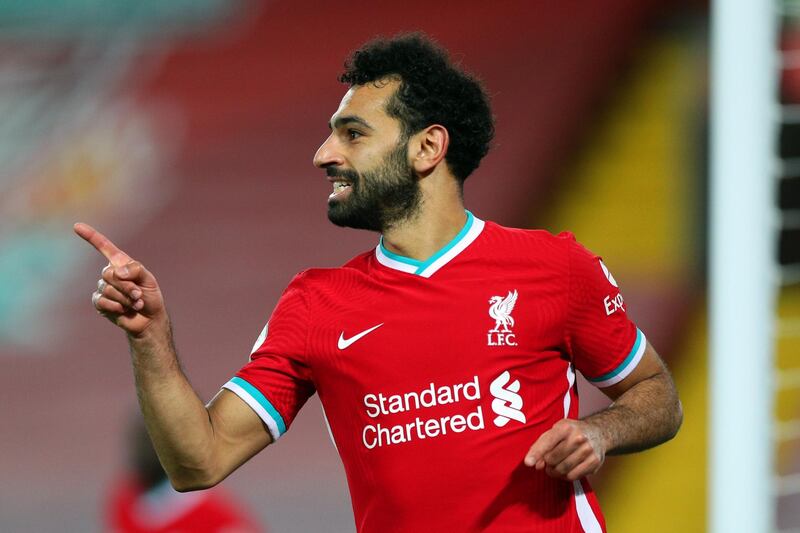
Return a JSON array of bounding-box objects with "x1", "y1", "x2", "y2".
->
[
  {"x1": 481, "y1": 220, "x2": 580, "y2": 257},
  {"x1": 482, "y1": 219, "x2": 573, "y2": 242},
  {"x1": 288, "y1": 249, "x2": 373, "y2": 290},
  {"x1": 341, "y1": 248, "x2": 374, "y2": 270}
]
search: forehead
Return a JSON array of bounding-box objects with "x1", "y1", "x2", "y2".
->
[{"x1": 330, "y1": 79, "x2": 401, "y2": 128}]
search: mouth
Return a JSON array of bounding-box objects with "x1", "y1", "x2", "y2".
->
[
  {"x1": 328, "y1": 180, "x2": 351, "y2": 201},
  {"x1": 328, "y1": 178, "x2": 353, "y2": 201}
]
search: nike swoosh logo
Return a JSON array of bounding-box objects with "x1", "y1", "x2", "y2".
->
[{"x1": 338, "y1": 323, "x2": 384, "y2": 350}]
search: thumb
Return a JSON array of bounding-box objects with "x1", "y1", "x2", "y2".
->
[
  {"x1": 524, "y1": 423, "x2": 569, "y2": 468},
  {"x1": 114, "y1": 261, "x2": 154, "y2": 286},
  {"x1": 113, "y1": 260, "x2": 164, "y2": 318}
]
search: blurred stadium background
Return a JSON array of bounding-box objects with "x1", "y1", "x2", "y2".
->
[{"x1": 1, "y1": 0, "x2": 797, "y2": 531}]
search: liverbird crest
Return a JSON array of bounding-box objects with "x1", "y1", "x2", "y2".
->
[{"x1": 488, "y1": 290, "x2": 518, "y2": 333}]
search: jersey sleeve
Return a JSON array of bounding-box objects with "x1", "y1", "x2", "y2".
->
[
  {"x1": 222, "y1": 273, "x2": 315, "y2": 440},
  {"x1": 563, "y1": 235, "x2": 647, "y2": 388}
]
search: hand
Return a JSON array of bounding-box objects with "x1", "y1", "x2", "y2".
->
[
  {"x1": 523, "y1": 419, "x2": 606, "y2": 481},
  {"x1": 74, "y1": 222, "x2": 166, "y2": 338}
]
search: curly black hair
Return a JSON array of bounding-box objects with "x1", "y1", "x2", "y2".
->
[{"x1": 340, "y1": 33, "x2": 494, "y2": 183}]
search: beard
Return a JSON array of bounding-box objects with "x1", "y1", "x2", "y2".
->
[{"x1": 326, "y1": 139, "x2": 422, "y2": 232}]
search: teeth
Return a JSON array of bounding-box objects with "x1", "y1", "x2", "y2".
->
[{"x1": 333, "y1": 181, "x2": 351, "y2": 193}]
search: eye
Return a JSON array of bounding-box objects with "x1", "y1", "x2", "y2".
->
[{"x1": 347, "y1": 129, "x2": 363, "y2": 140}]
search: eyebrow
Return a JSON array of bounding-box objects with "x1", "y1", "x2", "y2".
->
[{"x1": 329, "y1": 115, "x2": 375, "y2": 131}]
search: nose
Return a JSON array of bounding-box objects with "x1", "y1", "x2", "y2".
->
[{"x1": 313, "y1": 133, "x2": 344, "y2": 169}]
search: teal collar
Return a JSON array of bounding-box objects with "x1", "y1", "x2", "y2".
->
[{"x1": 375, "y1": 211, "x2": 485, "y2": 277}]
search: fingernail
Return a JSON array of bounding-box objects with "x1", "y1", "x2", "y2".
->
[
  {"x1": 119, "y1": 266, "x2": 130, "y2": 277},
  {"x1": 134, "y1": 300, "x2": 144, "y2": 310},
  {"x1": 131, "y1": 289, "x2": 142, "y2": 300}
]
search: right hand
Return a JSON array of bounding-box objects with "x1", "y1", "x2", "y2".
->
[{"x1": 74, "y1": 222, "x2": 166, "y2": 338}]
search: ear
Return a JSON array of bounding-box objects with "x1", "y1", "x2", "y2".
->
[{"x1": 410, "y1": 125, "x2": 449, "y2": 175}]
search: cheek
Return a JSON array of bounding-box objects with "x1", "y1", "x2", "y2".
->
[{"x1": 357, "y1": 152, "x2": 384, "y2": 171}]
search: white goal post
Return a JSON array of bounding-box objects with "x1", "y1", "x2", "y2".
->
[{"x1": 709, "y1": 0, "x2": 779, "y2": 532}]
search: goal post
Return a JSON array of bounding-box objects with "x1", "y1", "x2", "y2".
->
[{"x1": 709, "y1": 0, "x2": 779, "y2": 532}]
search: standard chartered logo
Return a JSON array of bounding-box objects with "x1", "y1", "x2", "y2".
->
[
  {"x1": 361, "y1": 376, "x2": 485, "y2": 450},
  {"x1": 360, "y1": 371, "x2": 527, "y2": 449},
  {"x1": 489, "y1": 371, "x2": 526, "y2": 427}
]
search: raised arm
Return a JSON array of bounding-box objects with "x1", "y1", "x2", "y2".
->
[
  {"x1": 523, "y1": 342, "x2": 682, "y2": 481},
  {"x1": 74, "y1": 223, "x2": 272, "y2": 491}
]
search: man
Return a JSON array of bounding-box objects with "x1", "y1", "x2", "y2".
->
[{"x1": 76, "y1": 34, "x2": 682, "y2": 532}]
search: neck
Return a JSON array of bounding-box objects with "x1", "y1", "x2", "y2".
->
[{"x1": 381, "y1": 193, "x2": 467, "y2": 262}]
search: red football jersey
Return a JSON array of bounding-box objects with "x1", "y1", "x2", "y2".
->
[
  {"x1": 223, "y1": 212, "x2": 645, "y2": 532},
  {"x1": 105, "y1": 477, "x2": 263, "y2": 533}
]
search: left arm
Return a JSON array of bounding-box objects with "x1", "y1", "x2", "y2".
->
[{"x1": 523, "y1": 342, "x2": 682, "y2": 481}]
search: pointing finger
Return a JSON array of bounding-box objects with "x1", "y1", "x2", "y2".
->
[{"x1": 74, "y1": 222, "x2": 132, "y2": 267}]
